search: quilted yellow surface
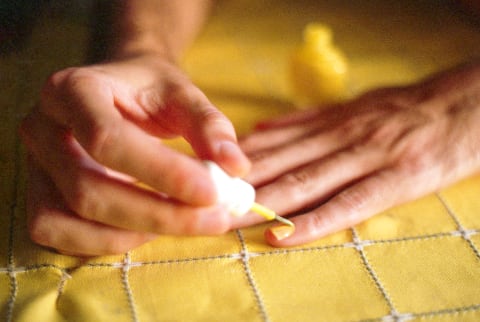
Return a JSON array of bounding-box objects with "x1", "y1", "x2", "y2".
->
[{"x1": 1, "y1": 1, "x2": 480, "y2": 321}]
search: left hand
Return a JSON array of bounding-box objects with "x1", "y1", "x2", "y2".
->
[{"x1": 236, "y1": 62, "x2": 480, "y2": 246}]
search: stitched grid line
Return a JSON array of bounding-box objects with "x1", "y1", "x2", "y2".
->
[
  {"x1": 6, "y1": 263, "x2": 17, "y2": 322},
  {"x1": 2, "y1": 255, "x2": 478, "y2": 322},
  {"x1": 55, "y1": 269, "x2": 72, "y2": 306},
  {"x1": 352, "y1": 228, "x2": 400, "y2": 321},
  {"x1": 5, "y1": 132, "x2": 23, "y2": 322},
  {"x1": 409, "y1": 303, "x2": 480, "y2": 320},
  {"x1": 0, "y1": 263, "x2": 66, "y2": 273},
  {"x1": 0, "y1": 228, "x2": 479, "y2": 274},
  {"x1": 121, "y1": 252, "x2": 139, "y2": 322},
  {"x1": 354, "y1": 303, "x2": 480, "y2": 322},
  {"x1": 0, "y1": 231, "x2": 479, "y2": 321},
  {"x1": 88, "y1": 253, "x2": 244, "y2": 268},
  {"x1": 236, "y1": 229, "x2": 270, "y2": 322},
  {"x1": 6, "y1": 214, "x2": 17, "y2": 322},
  {"x1": 436, "y1": 193, "x2": 480, "y2": 261}
]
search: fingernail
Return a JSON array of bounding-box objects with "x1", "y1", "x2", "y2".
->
[{"x1": 269, "y1": 225, "x2": 295, "y2": 240}]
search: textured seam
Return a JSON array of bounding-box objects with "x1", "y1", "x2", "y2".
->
[
  {"x1": 236, "y1": 229, "x2": 270, "y2": 322},
  {"x1": 352, "y1": 228, "x2": 400, "y2": 321},
  {"x1": 121, "y1": 252, "x2": 139, "y2": 322},
  {"x1": 436, "y1": 193, "x2": 480, "y2": 261}
]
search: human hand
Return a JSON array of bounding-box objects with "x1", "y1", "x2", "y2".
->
[
  {"x1": 237, "y1": 62, "x2": 480, "y2": 246},
  {"x1": 20, "y1": 54, "x2": 250, "y2": 256}
]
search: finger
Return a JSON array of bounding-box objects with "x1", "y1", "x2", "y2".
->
[
  {"x1": 31, "y1": 203, "x2": 158, "y2": 257},
  {"x1": 253, "y1": 146, "x2": 386, "y2": 216},
  {"x1": 183, "y1": 100, "x2": 251, "y2": 176},
  {"x1": 26, "y1": 158, "x2": 158, "y2": 256},
  {"x1": 240, "y1": 122, "x2": 319, "y2": 154},
  {"x1": 264, "y1": 169, "x2": 408, "y2": 247},
  {"x1": 253, "y1": 108, "x2": 325, "y2": 130},
  {"x1": 231, "y1": 145, "x2": 386, "y2": 230},
  {"x1": 136, "y1": 82, "x2": 251, "y2": 176},
  {"x1": 38, "y1": 73, "x2": 217, "y2": 205},
  {"x1": 20, "y1": 112, "x2": 232, "y2": 234},
  {"x1": 244, "y1": 125, "x2": 366, "y2": 186}
]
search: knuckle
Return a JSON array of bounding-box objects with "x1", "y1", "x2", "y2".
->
[
  {"x1": 60, "y1": 67, "x2": 101, "y2": 93},
  {"x1": 304, "y1": 211, "x2": 338, "y2": 238},
  {"x1": 41, "y1": 68, "x2": 75, "y2": 98},
  {"x1": 305, "y1": 213, "x2": 327, "y2": 236},
  {"x1": 362, "y1": 123, "x2": 392, "y2": 147},
  {"x1": 41, "y1": 67, "x2": 121, "y2": 162},
  {"x1": 70, "y1": 106, "x2": 120, "y2": 163},
  {"x1": 277, "y1": 170, "x2": 313, "y2": 200},
  {"x1": 394, "y1": 140, "x2": 432, "y2": 175},
  {"x1": 40, "y1": 68, "x2": 92, "y2": 106},
  {"x1": 82, "y1": 119, "x2": 120, "y2": 162},
  {"x1": 338, "y1": 117, "x2": 358, "y2": 135},
  {"x1": 137, "y1": 87, "x2": 165, "y2": 113},
  {"x1": 336, "y1": 188, "x2": 369, "y2": 215},
  {"x1": 250, "y1": 150, "x2": 271, "y2": 164},
  {"x1": 347, "y1": 141, "x2": 370, "y2": 157},
  {"x1": 282, "y1": 170, "x2": 310, "y2": 186},
  {"x1": 396, "y1": 155, "x2": 430, "y2": 176}
]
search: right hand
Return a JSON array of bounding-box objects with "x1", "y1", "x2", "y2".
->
[{"x1": 20, "y1": 54, "x2": 250, "y2": 256}]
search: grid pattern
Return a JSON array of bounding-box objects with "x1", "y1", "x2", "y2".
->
[
  {"x1": 2, "y1": 0, "x2": 480, "y2": 321},
  {"x1": 2, "y1": 181, "x2": 480, "y2": 321}
]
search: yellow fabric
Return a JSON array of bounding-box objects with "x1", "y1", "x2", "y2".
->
[{"x1": 2, "y1": 1, "x2": 480, "y2": 321}]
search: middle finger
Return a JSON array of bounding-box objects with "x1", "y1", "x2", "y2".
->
[
  {"x1": 20, "y1": 112, "x2": 231, "y2": 235},
  {"x1": 253, "y1": 145, "x2": 386, "y2": 216}
]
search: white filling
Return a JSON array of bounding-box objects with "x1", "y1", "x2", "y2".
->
[{"x1": 204, "y1": 161, "x2": 255, "y2": 216}]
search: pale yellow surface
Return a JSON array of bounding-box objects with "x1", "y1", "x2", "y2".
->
[{"x1": 1, "y1": 1, "x2": 480, "y2": 321}]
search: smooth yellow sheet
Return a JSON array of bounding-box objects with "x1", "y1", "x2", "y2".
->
[{"x1": 1, "y1": 1, "x2": 480, "y2": 321}]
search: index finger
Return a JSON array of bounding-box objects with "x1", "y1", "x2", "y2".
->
[
  {"x1": 40, "y1": 70, "x2": 216, "y2": 206},
  {"x1": 265, "y1": 169, "x2": 410, "y2": 247}
]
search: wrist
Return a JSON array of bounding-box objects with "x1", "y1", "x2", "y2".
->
[
  {"x1": 102, "y1": 0, "x2": 213, "y2": 65},
  {"x1": 107, "y1": 37, "x2": 177, "y2": 64}
]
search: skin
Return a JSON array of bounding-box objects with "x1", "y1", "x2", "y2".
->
[
  {"x1": 19, "y1": 1, "x2": 480, "y2": 255},
  {"x1": 235, "y1": 62, "x2": 480, "y2": 246},
  {"x1": 20, "y1": 0, "x2": 250, "y2": 256}
]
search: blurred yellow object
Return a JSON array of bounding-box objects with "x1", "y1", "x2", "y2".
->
[{"x1": 289, "y1": 23, "x2": 349, "y2": 108}]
